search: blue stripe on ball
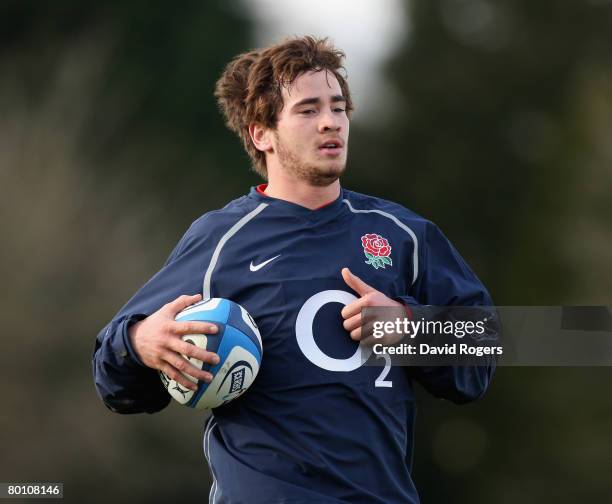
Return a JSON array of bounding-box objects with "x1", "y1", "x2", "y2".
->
[
  {"x1": 218, "y1": 325, "x2": 261, "y2": 365},
  {"x1": 175, "y1": 298, "x2": 231, "y2": 325},
  {"x1": 228, "y1": 302, "x2": 263, "y2": 354},
  {"x1": 187, "y1": 325, "x2": 261, "y2": 408}
]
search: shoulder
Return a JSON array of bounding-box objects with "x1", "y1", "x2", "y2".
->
[
  {"x1": 184, "y1": 195, "x2": 252, "y2": 240},
  {"x1": 168, "y1": 195, "x2": 254, "y2": 259},
  {"x1": 342, "y1": 188, "x2": 438, "y2": 237}
]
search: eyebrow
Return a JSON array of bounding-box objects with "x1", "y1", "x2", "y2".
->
[{"x1": 291, "y1": 95, "x2": 347, "y2": 109}]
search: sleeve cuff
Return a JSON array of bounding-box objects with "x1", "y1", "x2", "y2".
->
[
  {"x1": 395, "y1": 295, "x2": 419, "y2": 320},
  {"x1": 120, "y1": 315, "x2": 148, "y2": 367}
]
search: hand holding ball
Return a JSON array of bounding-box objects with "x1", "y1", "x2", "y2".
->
[{"x1": 160, "y1": 298, "x2": 263, "y2": 409}]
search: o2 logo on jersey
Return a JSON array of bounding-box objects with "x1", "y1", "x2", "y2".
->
[{"x1": 295, "y1": 290, "x2": 392, "y2": 388}]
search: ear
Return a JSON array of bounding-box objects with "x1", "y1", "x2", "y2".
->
[{"x1": 248, "y1": 123, "x2": 274, "y2": 153}]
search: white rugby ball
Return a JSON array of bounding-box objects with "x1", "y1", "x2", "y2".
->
[{"x1": 160, "y1": 298, "x2": 262, "y2": 409}]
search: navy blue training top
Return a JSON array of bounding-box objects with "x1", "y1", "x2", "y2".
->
[{"x1": 93, "y1": 186, "x2": 495, "y2": 503}]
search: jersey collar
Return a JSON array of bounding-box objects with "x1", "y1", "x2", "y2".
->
[{"x1": 248, "y1": 184, "x2": 346, "y2": 221}]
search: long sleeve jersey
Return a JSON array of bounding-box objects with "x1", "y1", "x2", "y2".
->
[{"x1": 93, "y1": 185, "x2": 495, "y2": 504}]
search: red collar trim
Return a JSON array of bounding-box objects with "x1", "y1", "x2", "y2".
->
[{"x1": 256, "y1": 184, "x2": 335, "y2": 210}]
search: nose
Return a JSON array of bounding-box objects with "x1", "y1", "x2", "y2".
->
[{"x1": 318, "y1": 109, "x2": 342, "y2": 133}]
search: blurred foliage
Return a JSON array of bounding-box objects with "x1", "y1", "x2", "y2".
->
[
  {"x1": 347, "y1": 0, "x2": 612, "y2": 502},
  {"x1": 1, "y1": 0, "x2": 611, "y2": 503},
  {"x1": 0, "y1": 1, "x2": 255, "y2": 502},
  {"x1": 348, "y1": 0, "x2": 612, "y2": 307}
]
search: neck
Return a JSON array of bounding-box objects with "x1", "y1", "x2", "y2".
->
[{"x1": 264, "y1": 175, "x2": 341, "y2": 210}]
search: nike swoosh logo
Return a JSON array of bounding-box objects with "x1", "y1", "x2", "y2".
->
[{"x1": 249, "y1": 255, "x2": 281, "y2": 272}]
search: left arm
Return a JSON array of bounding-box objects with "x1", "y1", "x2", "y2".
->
[
  {"x1": 397, "y1": 221, "x2": 496, "y2": 403},
  {"x1": 341, "y1": 221, "x2": 497, "y2": 404}
]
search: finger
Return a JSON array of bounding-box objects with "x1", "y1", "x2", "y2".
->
[
  {"x1": 164, "y1": 294, "x2": 203, "y2": 315},
  {"x1": 171, "y1": 338, "x2": 220, "y2": 366},
  {"x1": 159, "y1": 363, "x2": 199, "y2": 392},
  {"x1": 173, "y1": 321, "x2": 218, "y2": 336},
  {"x1": 342, "y1": 268, "x2": 375, "y2": 296},
  {"x1": 349, "y1": 313, "x2": 382, "y2": 342},
  {"x1": 343, "y1": 313, "x2": 362, "y2": 332},
  {"x1": 164, "y1": 351, "x2": 213, "y2": 384},
  {"x1": 341, "y1": 296, "x2": 370, "y2": 319}
]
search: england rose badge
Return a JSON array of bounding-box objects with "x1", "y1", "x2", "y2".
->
[{"x1": 361, "y1": 233, "x2": 392, "y2": 269}]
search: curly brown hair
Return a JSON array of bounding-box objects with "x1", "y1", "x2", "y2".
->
[{"x1": 214, "y1": 36, "x2": 354, "y2": 178}]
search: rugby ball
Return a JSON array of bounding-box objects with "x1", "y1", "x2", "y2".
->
[{"x1": 160, "y1": 298, "x2": 262, "y2": 409}]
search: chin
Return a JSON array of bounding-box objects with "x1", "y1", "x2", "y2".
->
[{"x1": 308, "y1": 162, "x2": 346, "y2": 186}]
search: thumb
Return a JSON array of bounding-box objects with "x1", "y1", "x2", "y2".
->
[{"x1": 342, "y1": 268, "x2": 375, "y2": 296}]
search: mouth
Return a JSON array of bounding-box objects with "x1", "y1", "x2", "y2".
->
[{"x1": 318, "y1": 138, "x2": 345, "y2": 157}]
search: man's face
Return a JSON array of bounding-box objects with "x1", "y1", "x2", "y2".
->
[{"x1": 272, "y1": 70, "x2": 350, "y2": 186}]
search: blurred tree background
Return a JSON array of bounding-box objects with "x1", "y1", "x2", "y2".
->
[{"x1": 1, "y1": 0, "x2": 610, "y2": 503}]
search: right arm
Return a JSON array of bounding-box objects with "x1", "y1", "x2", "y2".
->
[{"x1": 92, "y1": 218, "x2": 219, "y2": 414}]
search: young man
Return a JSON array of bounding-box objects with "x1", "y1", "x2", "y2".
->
[{"x1": 93, "y1": 36, "x2": 495, "y2": 503}]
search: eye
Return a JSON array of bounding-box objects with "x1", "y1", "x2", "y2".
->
[
  {"x1": 333, "y1": 107, "x2": 346, "y2": 113},
  {"x1": 300, "y1": 109, "x2": 315, "y2": 115}
]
